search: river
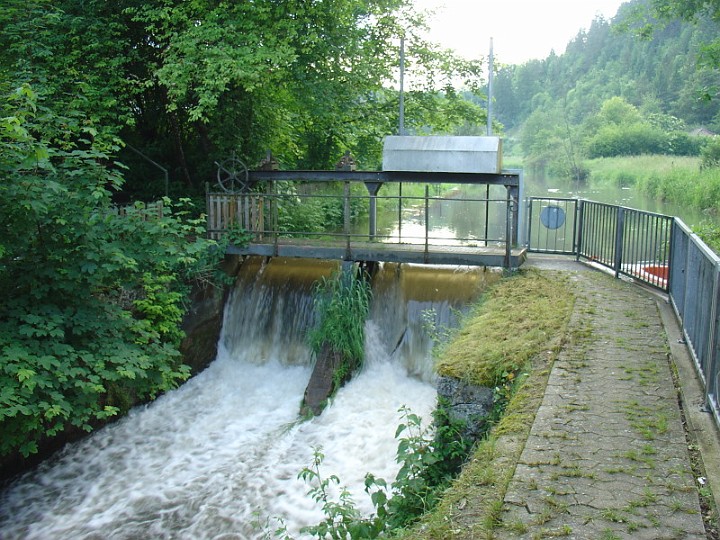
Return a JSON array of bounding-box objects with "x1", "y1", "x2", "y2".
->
[
  {"x1": 0, "y1": 259, "x2": 496, "y2": 539},
  {"x1": 525, "y1": 173, "x2": 712, "y2": 227}
]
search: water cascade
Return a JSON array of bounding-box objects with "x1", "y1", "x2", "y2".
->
[{"x1": 0, "y1": 257, "x2": 498, "y2": 539}]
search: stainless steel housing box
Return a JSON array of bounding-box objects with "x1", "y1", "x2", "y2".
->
[{"x1": 382, "y1": 136, "x2": 503, "y2": 174}]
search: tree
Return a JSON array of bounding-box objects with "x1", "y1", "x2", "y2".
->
[
  {"x1": 493, "y1": 0, "x2": 720, "y2": 138},
  {"x1": 0, "y1": 84, "x2": 222, "y2": 458},
  {"x1": 581, "y1": 96, "x2": 702, "y2": 157},
  {"x1": 1, "y1": 0, "x2": 486, "y2": 198}
]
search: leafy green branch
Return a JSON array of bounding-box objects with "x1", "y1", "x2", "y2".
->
[
  {"x1": 0, "y1": 83, "x2": 223, "y2": 459},
  {"x1": 268, "y1": 406, "x2": 471, "y2": 539}
]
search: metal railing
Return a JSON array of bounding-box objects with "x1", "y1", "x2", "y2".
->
[
  {"x1": 668, "y1": 219, "x2": 720, "y2": 428},
  {"x1": 577, "y1": 201, "x2": 673, "y2": 291},
  {"x1": 208, "y1": 183, "x2": 518, "y2": 250},
  {"x1": 526, "y1": 197, "x2": 578, "y2": 255},
  {"x1": 528, "y1": 198, "x2": 672, "y2": 291},
  {"x1": 527, "y1": 196, "x2": 720, "y2": 428}
]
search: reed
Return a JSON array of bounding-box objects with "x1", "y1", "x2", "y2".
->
[
  {"x1": 587, "y1": 155, "x2": 720, "y2": 214},
  {"x1": 308, "y1": 268, "x2": 372, "y2": 378}
]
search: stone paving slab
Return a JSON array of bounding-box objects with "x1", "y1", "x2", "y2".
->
[{"x1": 497, "y1": 271, "x2": 706, "y2": 540}]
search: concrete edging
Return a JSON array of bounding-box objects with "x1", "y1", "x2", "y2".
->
[{"x1": 658, "y1": 296, "x2": 720, "y2": 517}]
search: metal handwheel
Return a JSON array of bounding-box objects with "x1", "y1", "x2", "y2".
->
[{"x1": 216, "y1": 156, "x2": 251, "y2": 193}]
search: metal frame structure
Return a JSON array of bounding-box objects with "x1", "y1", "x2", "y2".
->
[{"x1": 207, "y1": 169, "x2": 525, "y2": 269}]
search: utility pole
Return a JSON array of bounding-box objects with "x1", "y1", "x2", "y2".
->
[
  {"x1": 487, "y1": 37, "x2": 494, "y2": 136},
  {"x1": 399, "y1": 36, "x2": 406, "y2": 136}
]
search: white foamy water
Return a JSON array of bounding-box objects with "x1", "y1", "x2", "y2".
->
[{"x1": 0, "y1": 259, "x2": 473, "y2": 540}]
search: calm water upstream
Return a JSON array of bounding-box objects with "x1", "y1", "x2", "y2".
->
[{"x1": 525, "y1": 173, "x2": 712, "y2": 227}]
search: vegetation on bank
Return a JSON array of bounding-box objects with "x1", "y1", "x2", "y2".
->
[
  {"x1": 436, "y1": 270, "x2": 575, "y2": 389},
  {"x1": 0, "y1": 85, "x2": 226, "y2": 461},
  {"x1": 398, "y1": 270, "x2": 576, "y2": 539},
  {"x1": 582, "y1": 154, "x2": 720, "y2": 249},
  {"x1": 589, "y1": 154, "x2": 720, "y2": 212}
]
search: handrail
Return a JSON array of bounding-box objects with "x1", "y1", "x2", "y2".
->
[{"x1": 207, "y1": 187, "x2": 515, "y2": 248}]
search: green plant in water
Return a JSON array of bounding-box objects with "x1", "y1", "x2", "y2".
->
[
  {"x1": 308, "y1": 268, "x2": 372, "y2": 389},
  {"x1": 298, "y1": 448, "x2": 385, "y2": 540}
]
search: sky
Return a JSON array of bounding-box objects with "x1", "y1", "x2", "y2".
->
[{"x1": 414, "y1": 0, "x2": 627, "y2": 65}]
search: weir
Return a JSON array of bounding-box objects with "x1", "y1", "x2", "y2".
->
[{"x1": 0, "y1": 258, "x2": 498, "y2": 539}]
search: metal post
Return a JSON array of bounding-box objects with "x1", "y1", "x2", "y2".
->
[
  {"x1": 614, "y1": 207, "x2": 625, "y2": 278},
  {"x1": 572, "y1": 199, "x2": 579, "y2": 255},
  {"x1": 365, "y1": 182, "x2": 382, "y2": 241},
  {"x1": 425, "y1": 184, "x2": 430, "y2": 260},
  {"x1": 504, "y1": 186, "x2": 511, "y2": 270},
  {"x1": 484, "y1": 184, "x2": 490, "y2": 247},
  {"x1": 576, "y1": 200, "x2": 585, "y2": 261},
  {"x1": 509, "y1": 185, "x2": 519, "y2": 245},
  {"x1": 705, "y1": 263, "x2": 720, "y2": 412},
  {"x1": 270, "y1": 180, "x2": 278, "y2": 256},
  {"x1": 398, "y1": 183, "x2": 403, "y2": 242},
  {"x1": 399, "y1": 37, "x2": 406, "y2": 136},
  {"x1": 487, "y1": 38, "x2": 494, "y2": 136},
  {"x1": 527, "y1": 197, "x2": 534, "y2": 250},
  {"x1": 344, "y1": 181, "x2": 351, "y2": 260}
]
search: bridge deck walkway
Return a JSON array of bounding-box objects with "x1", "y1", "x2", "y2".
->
[{"x1": 226, "y1": 239, "x2": 527, "y2": 268}]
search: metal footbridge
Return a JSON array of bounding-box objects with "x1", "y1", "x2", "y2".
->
[{"x1": 207, "y1": 137, "x2": 526, "y2": 269}]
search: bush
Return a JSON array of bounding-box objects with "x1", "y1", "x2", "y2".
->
[
  {"x1": 586, "y1": 124, "x2": 668, "y2": 158},
  {"x1": 308, "y1": 268, "x2": 372, "y2": 387},
  {"x1": 293, "y1": 406, "x2": 472, "y2": 539},
  {"x1": 0, "y1": 84, "x2": 222, "y2": 458},
  {"x1": 667, "y1": 131, "x2": 702, "y2": 156},
  {"x1": 701, "y1": 137, "x2": 720, "y2": 169}
]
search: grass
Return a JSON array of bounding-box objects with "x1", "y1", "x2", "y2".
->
[
  {"x1": 586, "y1": 155, "x2": 720, "y2": 215},
  {"x1": 435, "y1": 269, "x2": 575, "y2": 388},
  {"x1": 395, "y1": 269, "x2": 575, "y2": 539},
  {"x1": 587, "y1": 155, "x2": 699, "y2": 186}
]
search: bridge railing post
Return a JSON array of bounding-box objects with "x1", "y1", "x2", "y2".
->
[
  {"x1": 424, "y1": 184, "x2": 430, "y2": 261},
  {"x1": 398, "y1": 183, "x2": 403, "y2": 242},
  {"x1": 613, "y1": 206, "x2": 626, "y2": 278},
  {"x1": 270, "y1": 180, "x2": 279, "y2": 255},
  {"x1": 344, "y1": 181, "x2": 351, "y2": 259},
  {"x1": 504, "y1": 186, "x2": 512, "y2": 270}
]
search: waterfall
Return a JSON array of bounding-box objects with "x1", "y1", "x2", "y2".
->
[{"x1": 0, "y1": 258, "x2": 495, "y2": 539}]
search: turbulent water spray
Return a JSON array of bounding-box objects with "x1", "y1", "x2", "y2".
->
[{"x1": 0, "y1": 258, "x2": 496, "y2": 539}]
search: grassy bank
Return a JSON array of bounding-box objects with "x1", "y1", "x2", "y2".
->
[
  {"x1": 399, "y1": 269, "x2": 575, "y2": 539},
  {"x1": 587, "y1": 155, "x2": 720, "y2": 214}
]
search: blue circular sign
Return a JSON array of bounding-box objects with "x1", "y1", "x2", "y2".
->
[{"x1": 540, "y1": 205, "x2": 566, "y2": 230}]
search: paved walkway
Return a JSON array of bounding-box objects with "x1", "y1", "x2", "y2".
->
[{"x1": 497, "y1": 265, "x2": 707, "y2": 539}]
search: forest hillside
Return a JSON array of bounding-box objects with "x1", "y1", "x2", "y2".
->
[{"x1": 492, "y1": 0, "x2": 720, "y2": 181}]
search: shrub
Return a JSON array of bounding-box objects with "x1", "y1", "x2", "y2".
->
[
  {"x1": 701, "y1": 137, "x2": 720, "y2": 170},
  {"x1": 0, "y1": 84, "x2": 223, "y2": 458},
  {"x1": 587, "y1": 124, "x2": 668, "y2": 158}
]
